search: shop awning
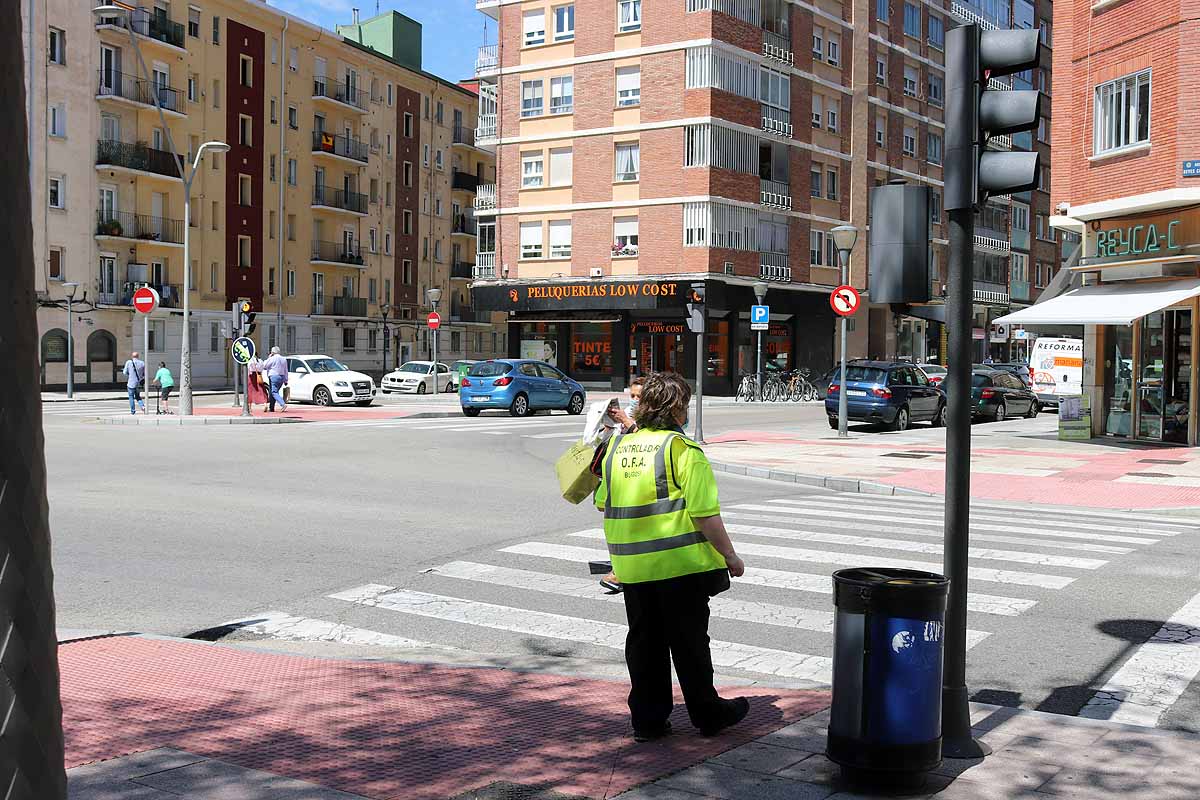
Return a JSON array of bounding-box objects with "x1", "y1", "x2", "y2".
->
[{"x1": 993, "y1": 278, "x2": 1200, "y2": 326}]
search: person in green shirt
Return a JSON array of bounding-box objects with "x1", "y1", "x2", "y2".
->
[{"x1": 152, "y1": 362, "x2": 175, "y2": 415}]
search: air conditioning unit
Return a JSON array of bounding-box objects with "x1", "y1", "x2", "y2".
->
[{"x1": 590, "y1": 267, "x2": 603, "y2": 278}]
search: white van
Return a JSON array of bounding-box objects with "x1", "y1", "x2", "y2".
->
[{"x1": 1029, "y1": 337, "x2": 1083, "y2": 407}]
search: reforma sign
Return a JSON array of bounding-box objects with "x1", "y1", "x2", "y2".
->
[
  {"x1": 1090, "y1": 204, "x2": 1200, "y2": 263},
  {"x1": 474, "y1": 280, "x2": 688, "y2": 312}
]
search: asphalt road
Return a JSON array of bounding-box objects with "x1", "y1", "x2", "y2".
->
[{"x1": 41, "y1": 397, "x2": 1200, "y2": 732}]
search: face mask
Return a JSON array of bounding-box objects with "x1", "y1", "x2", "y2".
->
[
  {"x1": 683, "y1": 410, "x2": 690, "y2": 429},
  {"x1": 628, "y1": 397, "x2": 639, "y2": 410}
]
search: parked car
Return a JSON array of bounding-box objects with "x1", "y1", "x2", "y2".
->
[
  {"x1": 459, "y1": 359, "x2": 587, "y2": 417},
  {"x1": 285, "y1": 355, "x2": 377, "y2": 406},
  {"x1": 986, "y1": 362, "x2": 1034, "y2": 389},
  {"x1": 825, "y1": 360, "x2": 946, "y2": 431},
  {"x1": 381, "y1": 361, "x2": 454, "y2": 394},
  {"x1": 449, "y1": 360, "x2": 480, "y2": 388},
  {"x1": 964, "y1": 369, "x2": 1040, "y2": 421},
  {"x1": 917, "y1": 363, "x2": 948, "y2": 386}
]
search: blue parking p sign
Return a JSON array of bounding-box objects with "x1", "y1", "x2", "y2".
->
[{"x1": 751, "y1": 304, "x2": 770, "y2": 331}]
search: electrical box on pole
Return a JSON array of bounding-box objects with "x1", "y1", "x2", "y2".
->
[{"x1": 868, "y1": 181, "x2": 931, "y2": 305}]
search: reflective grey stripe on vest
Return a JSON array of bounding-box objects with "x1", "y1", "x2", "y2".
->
[
  {"x1": 603, "y1": 433, "x2": 624, "y2": 516},
  {"x1": 605, "y1": 496, "x2": 686, "y2": 520},
  {"x1": 655, "y1": 434, "x2": 677, "y2": 500},
  {"x1": 605, "y1": 432, "x2": 685, "y2": 520},
  {"x1": 607, "y1": 530, "x2": 706, "y2": 556}
]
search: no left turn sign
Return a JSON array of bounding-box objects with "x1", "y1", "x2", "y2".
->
[{"x1": 830, "y1": 285, "x2": 860, "y2": 317}]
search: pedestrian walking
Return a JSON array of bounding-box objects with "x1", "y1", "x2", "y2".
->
[
  {"x1": 247, "y1": 355, "x2": 269, "y2": 411},
  {"x1": 122, "y1": 351, "x2": 147, "y2": 415},
  {"x1": 593, "y1": 371, "x2": 749, "y2": 742},
  {"x1": 152, "y1": 361, "x2": 175, "y2": 415},
  {"x1": 261, "y1": 346, "x2": 289, "y2": 412},
  {"x1": 584, "y1": 377, "x2": 645, "y2": 594}
]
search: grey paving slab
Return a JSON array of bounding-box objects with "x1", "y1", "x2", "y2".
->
[
  {"x1": 930, "y1": 753, "x2": 1062, "y2": 790},
  {"x1": 707, "y1": 741, "x2": 811, "y2": 774},
  {"x1": 757, "y1": 720, "x2": 830, "y2": 753},
  {"x1": 926, "y1": 777, "x2": 1047, "y2": 799},
  {"x1": 657, "y1": 763, "x2": 836, "y2": 800},
  {"x1": 611, "y1": 785, "x2": 713, "y2": 800},
  {"x1": 69, "y1": 782, "x2": 181, "y2": 800},
  {"x1": 993, "y1": 735, "x2": 1161, "y2": 775},
  {"x1": 131, "y1": 758, "x2": 369, "y2": 799},
  {"x1": 1037, "y1": 767, "x2": 1175, "y2": 799},
  {"x1": 773, "y1": 753, "x2": 842, "y2": 787},
  {"x1": 68, "y1": 748, "x2": 209, "y2": 787}
]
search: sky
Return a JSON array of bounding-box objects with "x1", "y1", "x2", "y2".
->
[{"x1": 272, "y1": 0, "x2": 488, "y2": 83}]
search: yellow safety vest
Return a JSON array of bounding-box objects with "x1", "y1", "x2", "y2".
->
[{"x1": 598, "y1": 429, "x2": 727, "y2": 584}]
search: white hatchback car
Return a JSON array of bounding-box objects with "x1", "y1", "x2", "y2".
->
[
  {"x1": 381, "y1": 361, "x2": 455, "y2": 394},
  {"x1": 285, "y1": 355, "x2": 377, "y2": 406}
]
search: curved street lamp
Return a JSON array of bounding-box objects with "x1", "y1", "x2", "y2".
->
[{"x1": 831, "y1": 225, "x2": 859, "y2": 438}]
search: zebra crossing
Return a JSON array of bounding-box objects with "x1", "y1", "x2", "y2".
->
[
  {"x1": 304, "y1": 412, "x2": 588, "y2": 442},
  {"x1": 225, "y1": 490, "x2": 1199, "y2": 713}
]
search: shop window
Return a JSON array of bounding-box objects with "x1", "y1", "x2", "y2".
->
[
  {"x1": 519, "y1": 323, "x2": 559, "y2": 366},
  {"x1": 570, "y1": 323, "x2": 613, "y2": 375},
  {"x1": 706, "y1": 319, "x2": 729, "y2": 378}
]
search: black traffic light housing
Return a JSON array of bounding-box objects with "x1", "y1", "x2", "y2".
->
[
  {"x1": 686, "y1": 283, "x2": 705, "y2": 334},
  {"x1": 240, "y1": 301, "x2": 257, "y2": 336},
  {"x1": 869, "y1": 181, "x2": 931, "y2": 305},
  {"x1": 945, "y1": 24, "x2": 1043, "y2": 211}
]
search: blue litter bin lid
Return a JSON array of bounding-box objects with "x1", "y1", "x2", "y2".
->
[{"x1": 833, "y1": 568, "x2": 949, "y2": 616}]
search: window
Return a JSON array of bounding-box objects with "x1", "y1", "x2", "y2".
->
[
  {"x1": 928, "y1": 74, "x2": 944, "y2": 106},
  {"x1": 386, "y1": 182, "x2": 392, "y2": 207},
  {"x1": 903, "y1": 65, "x2": 918, "y2": 97},
  {"x1": 616, "y1": 66, "x2": 641, "y2": 107},
  {"x1": 550, "y1": 75, "x2": 573, "y2": 114},
  {"x1": 288, "y1": 105, "x2": 298, "y2": 129},
  {"x1": 208, "y1": 321, "x2": 220, "y2": 353},
  {"x1": 187, "y1": 74, "x2": 198, "y2": 102},
  {"x1": 48, "y1": 28, "x2": 65, "y2": 64},
  {"x1": 927, "y1": 132, "x2": 942, "y2": 164},
  {"x1": 268, "y1": 154, "x2": 277, "y2": 183},
  {"x1": 388, "y1": 83, "x2": 394, "y2": 106},
  {"x1": 211, "y1": 200, "x2": 219, "y2": 230},
  {"x1": 269, "y1": 210, "x2": 276, "y2": 239},
  {"x1": 270, "y1": 98, "x2": 277, "y2": 123},
  {"x1": 826, "y1": 100, "x2": 838, "y2": 132},
  {"x1": 238, "y1": 174, "x2": 252, "y2": 205},
  {"x1": 435, "y1": 149, "x2": 444, "y2": 170},
  {"x1": 812, "y1": 94, "x2": 823, "y2": 128},
  {"x1": 618, "y1": 0, "x2": 641, "y2": 32},
  {"x1": 928, "y1": 15, "x2": 944, "y2": 49},
  {"x1": 434, "y1": 240, "x2": 443, "y2": 262},
  {"x1": 188, "y1": 7, "x2": 200, "y2": 38},
  {"x1": 1094, "y1": 70, "x2": 1151, "y2": 155},
  {"x1": 521, "y1": 79, "x2": 543, "y2": 117},
  {"x1": 212, "y1": 15, "x2": 220, "y2": 44},
  {"x1": 287, "y1": 214, "x2": 296, "y2": 241},
  {"x1": 369, "y1": 228, "x2": 378, "y2": 253},
  {"x1": 403, "y1": 112, "x2": 413, "y2": 137},
  {"x1": 271, "y1": 37, "x2": 277, "y2": 64},
  {"x1": 930, "y1": 190, "x2": 941, "y2": 223},
  {"x1": 287, "y1": 158, "x2": 297, "y2": 185},
  {"x1": 875, "y1": 57, "x2": 886, "y2": 85},
  {"x1": 903, "y1": 126, "x2": 916, "y2": 156},
  {"x1": 520, "y1": 221, "x2": 543, "y2": 259},
  {"x1": 209, "y1": 262, "x2": 219, "y2": 291},
  {"x1": 403, "y1": 210, "x2": 413, "y2": 235},
  {"x1": 48, "y1": 176, "x2": 64, "y2": 209},
  {"x1": 827, "y1": 167, "x2": 838, "y2": 200},
  {"x1": 810, "y1": 229, "x2": 826, "y2": 266},
  {"x1": 435, "y1": 196, "x2": 443, "y2": 217},
  {"x1": 289, "y1": 47, "x2": 298, "y2": 72},
  {"x1": 435, "y1": 101, "x2": 444, "y2": 125},
  {"x1": 48, "y1": 247, "x2": 62, "y2": 279},
  {"x1": 238, "y1": 236, "x2": 252, "y2": 267},
  {"x1": 49, "y1": 103, "x2": 65, "y2": 137},
  {"x1": 615, "y1": 142, "x2": 640, "y2": 182},
  {"x1": 1039, "y1": 19, "x2": 1052, "y2": 48},
  {"x1": 550, "y1": 147, "x2": 573, "y2": 186},
  {"x1": 810, "y1": 167, "x2": 822, "y2": 198},
  {"x1": 268, "y1": 268, "x2": 276, "y2": 296},
  {"x1": 549, "y1": 220, "x2": 572, "y2": 258},
  {"x1": 875, "y1": 115, "x2": 886, "y2": 147},
  {"x1": 876, "y1": 0, "x2": 889, "y2": 22},
  {"x1": 403, "y1": 162, "x2": 413, "y2": 187},
  {"x1": 422, "y1": 143, "x2": 430, "y2": 166},
  {"x1": 343, "y1": 328, "x2": 357, "y2": 352},
  {"x1": 287, "y1": 269, "x2": 296, "y2": 296},
  {"x1": 210, "y1": 149, "x2": 220, "y2": 171},
  {"x1": 524, "y1": 9, "x2": 546, "y2": 46},
  {"x1": 903, "y1": 3, "x2": 920, "y2": 38},
  {"x1": 384, "y1": 232, "x2": 392, "y2": 255},
  {"x1": 239, "y1": 115, "x2": 252, "y2": 146},
  {"x1": 240, "y1": 55, "x2": 253, "y2": 87},
  {"x1": 812, "y1": 25, "x2": 823, "y2": 57},
  {"x1": 614, "y1": 216, "x2": 638, "y2": 253},
  {"x1": 554, "y1": 5, "x2": 575, "y2": 41},
  {"x1": 424, "y1": 96, "x2": 430, "y2": 118},
  {"x1": 827, "y1": 34, "x2": 840, "y2": 66},
  {"x1": 212, "y1": 79, "x2": 220, "y2": 108},
  {"x1": 148, "y1": 320, "x2": 165, "y2": 352}
]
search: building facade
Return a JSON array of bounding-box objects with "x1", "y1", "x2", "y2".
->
[
  {"x1": 27, "y1": 0, "x2": 500, "y2": 390},
  {"x1": 467, "y1": 0, "x2": 1057, "y2": 392}
]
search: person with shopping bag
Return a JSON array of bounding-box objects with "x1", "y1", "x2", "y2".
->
[
  {"x1": 592, "y1": 371, "x2": 749, "y2": 742},
  {"x1": 582, "y1": 378, "x2": 643, "y2": 592}
]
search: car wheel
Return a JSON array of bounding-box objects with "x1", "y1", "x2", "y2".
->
[
  {"x1": 313, "y1": 386, "x2": 333, "y2": 406},
  {"x1": 416, "y1": 382, "x2": 427, "y2": 395},
  {"x1": 510, "y1": 393, "x2": 530, "y2": 417},
  {"x1": 355, "y1": 400, "x2": 373, "y2": 407},
  {"x1": 381, "y1": 389, "x2": 391, "y2": 395},
  {"x1": 445, "y1": 383, "x2": 455, "y2": 393},
  {"x1": 1026, "y1": 400, "x2": 1039, "y2": 419},
  {"x1": 462, "y1": 407, "x2": 481, "y2": 417},
  {"x1": 994, "y1": 402, "x2": 1007, "y2": 422},
  {"x1": 931, "y1": 403, "x2": 946, "y2": 428},
  {"x1": 890, "y1": 406, "x2": 910, "y2": 432},
  {"x1": 567, "y1": 392, "x2": 585, "y2": 415}
]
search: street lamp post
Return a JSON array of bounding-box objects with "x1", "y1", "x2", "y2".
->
[
  {"x1": 753, "y1": 281, "x2": 768, "y2": 401},
  {"x1": 831, "y1": 225, "x2": 859, "y2": 439},
  {"x1": 427, "y1": 287, "x2": 441, "y2": 396},
  {"x1": 62, "y1": 282, "x2": 79, "y2": 399},
  {"x1": 381, "y1": 304, "x2": 392, "y2": 374}
]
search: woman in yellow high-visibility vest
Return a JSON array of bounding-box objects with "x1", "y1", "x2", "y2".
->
[{"x1": 594, "y1": 371, "x2": 749, "y2": 742}]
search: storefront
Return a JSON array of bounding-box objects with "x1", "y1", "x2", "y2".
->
[
  {"x1": 996, "y1": 201, "x2": 1200, "y2": 446},
  {"x1": 472, "y1": 277, "x2": 835, "y2": 395}
]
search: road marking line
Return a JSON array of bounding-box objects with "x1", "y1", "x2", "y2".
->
[
  {"x1": 722, "y1": 511, "x2": 1136, "y2": 554},
  {"x1": 566, "y1": 531, "x2": 1075, "y2": 589},
  {"x1": 522, "y1": 431, "x2": 586, "y2": 439},
  {"x1": 500, "y1": 542, "x2": 1036, "y2": 616},
  {"x1": 329, "y1": 585, "x2": 833, "y2": 682},
  {"x1": 215, "y1": 610, "x2": 456, "y2": 651},
  {"x1": 1079, "y1": 589, "x2": 1200, "y2": 727}
]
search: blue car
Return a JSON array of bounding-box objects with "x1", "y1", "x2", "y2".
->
[
  {"x1": 825, "y1": 360, "x2": 946, "y2": 431},
  {"x1": 459, "y1": 359, "x2": 587, "y2": 417}
]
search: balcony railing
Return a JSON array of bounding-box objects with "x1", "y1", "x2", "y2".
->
[
  {"x1": 96, "y1": 69, "x2": 182, "y2": 114},
  {"x1": 311, "y1": 240, "x2": 365, "y2": 266},
  {"x1": 686, "y1": 0, "x2": 761, "y2": 25},
  {"x1": 323, "y1": 295, "x2": 368, "y2": 317},
  {"x1": 95, "y1": 210, "x2": 183, "y2": 244},
  {"x1": 115, "y1": 282, "x2": 181, "y2": 308},
  {"x1": 761, "y1": 106, "x2": 793, "y2": 138},
  {"x1": 452, "y1": 171, "x2": 480, "y2": 193},
  {"x1": 98, "y1": 7, "x2": 185, "y2": 48},
  {"x1": 312, "y1": 185, "x2": 368, "y2": 214},
  {"x1": 986, "y1": 134, "x2": 1013, "y2": 150},
  {"x1": 451, "y1": 305, "x2": 484, "y2": 322},
  {"x1": 1011, "y1": 228, "x2": 1031, "y2": 251},
  {"x1": 476, "y1": 114, "x2": 498, "y2": 144},
  {"x1": 974, "y1": 234, "x2": 1011, "y2": 254},
  {"x1": 476, "y1": 44, "x2": 499, "y2": 75},
  {"x1": 474, "y1": 252, "x2": 497, "y2": 279},
  {"x1": 451, "y1": 261, "x2": 475, "y2": 280},
  {"x1": 311, "y1": 130, "x2": 369, "y2": 164},
  {"x1": 96, "y1": 139, "x2": 182, "y2": 179},
  {"x1": 453, "y1": 214, "x2": 478, "y2": 236},
  {"x1": 312, "y1": 78, "x2": 370, "y2": 111},
  {"x1": 1011, "y1": 279, "x2": 1032, "y2": 303},
  {"x1": 760, "y1": 178, "x2": 792, "y2": 210},
  {"x1": 453, "y1": 126, "x2": 476, "y2": 147},
  {"x1": 760, "y1": 252, "x2": 791, "y2": 282},
  {"x1": 475, "y1": 184, "x2": 497, "y2": 210},
  {"x1": 762, "y1": 30, "x2": 794, "y2": 66},
  {"x1": 973, "y1": 285, "x2": 1010, "y2": 305}
]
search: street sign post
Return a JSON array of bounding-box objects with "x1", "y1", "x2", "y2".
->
[
  {"x1": 133, "y1": 286, "x2": 160, "y2": 415},
  {"x1": 231, "y1": 336, "x2": 255, "y2": 417},
  {"x1": 750, "y1": 304, "x2": 770, "y2": 331},
  {"x1": 830, "y1": 285, "x2": 861, "y2": 317}
]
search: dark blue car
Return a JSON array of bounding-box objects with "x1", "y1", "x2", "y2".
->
[
  {"x1": 459, "y1": 359, "x2": 587, "y2": 417},
  {"x1": 825, "y1": 360, "x2": 946, "y2": 431}
]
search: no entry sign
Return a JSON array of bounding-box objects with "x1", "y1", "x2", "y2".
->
[
  {"x1": 427, "y1": 312, "x2": 441, "y2": 330},
  {"x1": 830, "y1": 285, "x2": 860, "y2": 317},
  {"x1": 132, "y1": 286, "x2": 160, "y2": 315}
]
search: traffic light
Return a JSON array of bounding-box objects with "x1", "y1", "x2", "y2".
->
[
  {"x1": 945, "y1": 25, "x2": 1043, "y2": 211},
  {"x1": 686, "y1": 283, "x2": 705, "y2": 334},
  {"x1": 240, "y1": 301, "x2": 257, "y2": 336}
]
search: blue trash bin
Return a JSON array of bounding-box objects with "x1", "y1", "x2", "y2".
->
[{"x1": 826, "y1": 567, "x2": 949, "y2": 775}]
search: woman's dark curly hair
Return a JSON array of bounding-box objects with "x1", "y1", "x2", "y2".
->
[{"x1": 633, "y1": 372, "x2": 692, "y2": 431}]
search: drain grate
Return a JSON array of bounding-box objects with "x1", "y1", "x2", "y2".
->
[
  {"x1": 450, "y1": 782, "x2": 593, "y2": 800},
  {"x1": 1138, "y1": 458, "x2": 1188, "y2": 465},
  {"x1": 882, "y1": 452, "x2": 932, "y2": 459}
]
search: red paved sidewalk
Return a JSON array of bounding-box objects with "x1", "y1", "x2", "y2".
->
[{"x1": 61, "y1": 636, "x2": 828, "y2": 800}]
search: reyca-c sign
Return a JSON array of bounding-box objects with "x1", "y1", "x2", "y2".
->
[{"x1": 1092, "y1": 205, "x2": 1200, "y2": 262}]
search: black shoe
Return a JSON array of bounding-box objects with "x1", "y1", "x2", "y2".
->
[
  {"x1": 699, "y1": 697, "x2": 750, "y2": 737},
  {"x1": 633, "y1": 721, "x2": 672, "y2": 743}
]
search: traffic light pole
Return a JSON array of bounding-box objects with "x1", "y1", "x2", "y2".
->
[{"x1": 694, "y1": 330, "x2": 705, "y2": 444}]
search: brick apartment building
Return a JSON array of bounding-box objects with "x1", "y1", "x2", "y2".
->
[
  {"x1": 467, "y1": 0, "x2": 1057, "y2": 393},
  {"x1": 996, "y1": 0, "x2": 1200, "y2": 446}
]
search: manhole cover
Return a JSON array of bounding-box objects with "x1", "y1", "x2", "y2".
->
[
  {"x1": 1138, "y1": 458, "x2": 1187, "y2": 465},
  {"x1": 882, "y1": 452, "x2": 932, "y2": 459},
  {"x1": 1126, "y1": 472, "x2": 1174, "y2": 478},
  {"x1": 450, "y1": 782, "x2": 593, "y2": 800}
]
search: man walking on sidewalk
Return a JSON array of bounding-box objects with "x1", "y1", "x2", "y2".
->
[
  {"x1": 122, "y1": 351, "x2": 146, "y2": 415},
  {"x1": 594, "y1": 371, "x2": 750, "y2": 743},
  {"x1": 261, "y1": 346, "x2": 288, "y2": 412}
]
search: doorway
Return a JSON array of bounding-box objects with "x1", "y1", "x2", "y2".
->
[
  {"x1": 630, "y1": 323, "x2": 685, "y2": 378},
  {"x1": 1134, "y1": 309, "x2": 1193, "y2": 444}
]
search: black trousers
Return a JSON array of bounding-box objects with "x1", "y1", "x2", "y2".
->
[{"x1": 622, "y1": 569, "x2": 729, "y2": 731}]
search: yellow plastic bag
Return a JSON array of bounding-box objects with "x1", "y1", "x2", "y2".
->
[{"x1": 556, "y1": 440, "x2": 600, "y2": 505}]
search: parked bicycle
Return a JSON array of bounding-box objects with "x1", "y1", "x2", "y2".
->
[{"x1": 735, "y1": 373, "x2": 759, "y2": 402}]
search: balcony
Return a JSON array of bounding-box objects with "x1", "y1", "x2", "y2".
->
[
  {"x1": 312, "y1": 185, "x2": 368, "y2": 215},
  {"x1": 453, "y1": 214, "x2": 478, "y2": 237},
  {"x1": 311, "y1": 130, "x2": 369, "y2": 164},
  {"x1": 474, "y1": 253, "x2": 497, "y2": 279},
  {"x1": 1011, "y1": 279, "x2": 1032, "y2": 303},
  {"x1": 451, "y1": 304, "x2": 485, "y2": 322},
  {"x1": 111, "y1": 282, "x2": 181, "y2": 309},
  {"x1": 762, "y1": 31, "x2": 794, "y2": 66},
  {"x1": 973, "y1": 282, "x2": 1010, "y2": 305},
  {"x1": 452, "y1": 171, "x2": 480, "y2": 194},
  {"x1": 760, "y1": 178, "x2": 792, "y2": 210},
  {"x1": 314, "y1": 295, "x2": 368, "y2": 317},
  {"x1": 761, "y1": 106, "x2": 793, "y2": 139},
  {"x1": 475, "y1": 114, "x2": 498, "y2": 146},
  {"x1": 986, "y1": 134, "x2": 1013, "y2": 150},
  {"x1": 311, "y1": 240, "x2": 365, "y2": 267},
  {"x1": 453, "y1": 126, "x2": 477, "y2": 148},
  {"x1": 451, "y1": 261, "x2": 475, "y2": 280},
  {"x1": 96, "y1": 70, "x2": 184, "y2": 116},
  {"x1": 96, "y1": 7, "x2": 185, "y2": 50},
  {"x1": 475, "y1": 184, "x2": 497, "y2": 211},
  {"x1": 95, "y1": 210, "x2": 184, "y2": 245},
  {"x1": 1011, "y1": 228, "x2": 1031, "y2": 251},
  {"x1": 760, "y1": 252, "x2": 791, "y2": 282},
  {"x1": 476, "y1": 44, "x2": 499, "y2": 77},
  {"x1": 312, "y1": 78, "x2": 370, "y2": 112},
  {"x1": 974, "y1": 234, "x2": 1012, "y2": 254},
  {"x1": 96, "y1": 139, "x2": 182, "y2": 180}
]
